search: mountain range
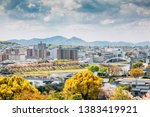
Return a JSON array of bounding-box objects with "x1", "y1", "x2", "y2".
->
[{"x1": 9, "y1": 36, "x2": 150, "y2": 47}]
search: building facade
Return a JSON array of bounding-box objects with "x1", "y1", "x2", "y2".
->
[
  {"x1": 27, "y1": 42, "x2": 48, "y2": 59},
  {"x1": 51, "y1": 46, "x2": 78, "y2": 60},
  {"x1": 0, "y1": 52, "x2": 9, "y2": 62}
]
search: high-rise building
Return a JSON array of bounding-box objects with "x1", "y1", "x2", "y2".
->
[
  {"x1": 4, "y1": 48, "x2": 26, "y2": 62},
  {"x1": 27, "y1": 42, "x2": 48, "y2": 59},
  {"x1": 0, "y1": 52, "x2": 9, "y2": 62},
  {"x1": 6, "y1": 48, "x2": 19, "y2": 55},
  {"x1": 51, "y1": 46, "x2": 78, "y2": 60}
]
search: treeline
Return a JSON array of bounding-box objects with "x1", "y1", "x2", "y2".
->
[
  {"x1": 0, "y1": 70, "x2": 135, "y2": 100},
  {"x1": 6, "y1": 61, "x2": 83, "y2": 73}
]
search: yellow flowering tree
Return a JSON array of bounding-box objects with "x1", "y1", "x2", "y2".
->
[
  {"x1": 0, "y1": 76, "x2": 40, "y2": 100},
  {"x1": 13, "y1": 90, "x2": 47, "y2": 100},
  {"x1": 130, "y1": 68, "x2": 144, "y2": 78},
  {"x1": 111, "y1": 87, "x2": 132, "y2": 100},
  {"x1": 63, "y1": 70, "x2": 103, "y2": 100}
]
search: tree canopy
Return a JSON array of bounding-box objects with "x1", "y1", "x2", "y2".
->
[
  {"x1": 130, "y1": 68, "x2": 144, "y2": 78},
  {"x1": 63, "y1": 70, "x2": 103, "y2": 100},
  {"x1": 0, "y1": 76, "x2": 41, "y2": 100},
  {"x1": 88, "y1": 65, "x2": 99, "y2": 72},
  {"x1": 132, "y1": 61, "x2": 144, "y2": 69},
  {"x1": 111, "y1": 87, "x2": 132, "y2": 100}
]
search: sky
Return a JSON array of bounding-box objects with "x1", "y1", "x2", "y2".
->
[{"x1": 0, "y1": 0, "x2": 150, "y2": 42}]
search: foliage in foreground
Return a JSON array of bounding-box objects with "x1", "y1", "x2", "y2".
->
[
  {"x1": 47, "y1": 90, "x2": 65, "y2": 100},
  {"x1": 100, "y1": 85, "x2": 132, "y2": 100},
  {"x1": 142, "y1": 91, "x2": 150, "y2": 100},
  {"x1": 63, "y1": 70, "x2": 103, "y2": 100},
  {"x1": 110, "y1": 87, "x2": 132, "y2": 100},
  {"x1": 0, "y1": 76, "x2": 44, "y2": 100}
]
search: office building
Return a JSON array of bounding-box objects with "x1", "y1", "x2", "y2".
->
[
  {"x1": 27, "y1": 42, "x2": 48, "y2": 59},
  {"x1": 51, "y1": 46, "x2": 78, "y2": 60}
]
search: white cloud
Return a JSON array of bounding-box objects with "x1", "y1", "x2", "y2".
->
[
  {"x1": 120, "y1": 2, "x2": 150, "y2": 16},
  {"x1": 4, "y1": 20, "x2": 45, "y2": 31},
  {"x1": 136, "y1": 7, "x2": 150, "y2": 16},
  {"x1": 101, "y1": 19, "x2": 115, "y2": 25},
  {"x1": 0, "y1": 0, "x2": 150, "y2": 42},
  {"x1": 28, "y1": 3, "x2": 36, "y2": 8},
  {"x1": 42, "y1": 0, "x2": 81, "y2": 22},
  {"x1": 120, "y1": 3, "x2": 137, "y2": 15},
  {"x1": 0, "y1": 5, "x2": 5, "y2": 15},
  {"x1": 42, "y1": 0, "x2": 80, "y2": 10}
]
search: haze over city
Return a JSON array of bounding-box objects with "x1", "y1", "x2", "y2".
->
[{"x1": 0, "y1": 0, "x2": 150, "y2": 42}]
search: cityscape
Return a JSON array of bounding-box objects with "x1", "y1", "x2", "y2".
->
[
  {"x1": 0, "y1": 40, "x2": 150, "y2": 100},
  {"x1": 0, "y1": 0, "x2": 150, "y2": 100}
]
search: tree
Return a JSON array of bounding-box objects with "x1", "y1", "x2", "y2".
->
[
  {"x1": 108, "y1": 65, "x2": 122, "y2": 76},
  {"x1": 125, "y1": 51, "x2": 136, "y2": 58},
  {"x1": 47, "y1": 90, "x2": 64, "y2": 100},
  {"x1": 0, "y1": 67, "x2": 14, "y2": 75},
  {"x1": 110, "y1": 87, "x2": 132, "y2": 100},
  {"x1": 88, "y1": 65, "x2": 99, "y2": 72},
  {"x1": 130, "y1": 68, "x2": 144, "y2": 78},
  {"x1": 38, "y1": 83, "x2": 64, "y2": 93},
  {"x1": 63, "y1": 70, "x2": 103, "y2": 100},
  {"x1": 142, "y1": 91, "x2": 150, "y2": 100},
  {"x1": 98, "y1": 66, "x2": 109, "y2": 77},
  {"x1": 132, "y1": 61, "x2": 144, "y2": 69},
  {"x1": 99, "y1": 84, "x2": 115, "y2": 100},
  {"x1": 71, "y1": 93, "x2": 83, "y2": 100},
  {"x1": 13, "y1": 90, "x2": 47, "y2": 100},
  {"x1": 0, "y1": 76, "x2": 40, "y2": 100}
]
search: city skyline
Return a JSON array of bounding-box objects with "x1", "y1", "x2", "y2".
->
[{"x1": 0, "y1": 0, "x2": 150, "y2": 42}]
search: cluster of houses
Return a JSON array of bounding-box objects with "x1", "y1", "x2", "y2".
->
[{"x1": 1, "y1": 42, "x2": 150, "y2": 97}]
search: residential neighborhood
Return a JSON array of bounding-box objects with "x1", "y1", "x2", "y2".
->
[{"x1": 0, "y1": 41, "x2": 150, "y2": 100}]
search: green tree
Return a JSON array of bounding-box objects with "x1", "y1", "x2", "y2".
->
[
  {"x1": 88, "y1": 65, "x2": 99, "y2": 72},
  {"x1": 132, "y1": 61, "x2": 144, "y2": 69},
  {"x1": 63, "y1": 70, "x2": 103, "y2": 100},
  {"x1": 98, "y1": 66, "x2": 109, "y2": 77},
  {"x1": 38, "y1": 83, "x2": 64, "y2": 93}
]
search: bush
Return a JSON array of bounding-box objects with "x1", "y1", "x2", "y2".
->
[{"x1": 109, "y1": 78, "x2": 115, "y2": 83}]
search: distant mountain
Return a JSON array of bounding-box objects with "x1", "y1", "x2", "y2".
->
[
  {"x1": 10, "y1": 36, "x2": 67, "y2": 46},
  {"x1": 64, "y1": 37, "x2": 87, "y2": 46},
  {"x1": 0, "y1": 41, "x2": 20, "y2": 49},
  {"x1": 136, "y1": 41, "x2": 150, "y2": 46},
  {"x1": 9, "y1": 36, "x2": 150, "y2": 47}
]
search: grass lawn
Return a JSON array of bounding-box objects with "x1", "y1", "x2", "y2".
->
[{"x1": 15, "y1": 68, "x2": 87, "y2": 76}]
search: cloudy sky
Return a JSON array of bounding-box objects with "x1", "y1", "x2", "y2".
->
[{"x1": 0, "y1": 0, "x2": 150, "y2": 42}]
